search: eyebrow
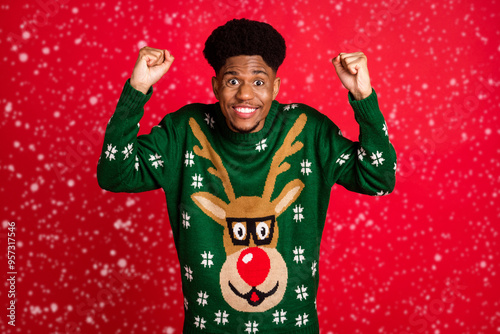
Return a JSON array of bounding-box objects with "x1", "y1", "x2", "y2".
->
[{"x1": 223, "y1": 70, "x2": 269, "y2": 77}]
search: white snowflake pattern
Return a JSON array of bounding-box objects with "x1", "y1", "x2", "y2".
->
[
  {"x1": 191, "y1": 174, "x2": 203, "y2": 189},
  {"x1": 197, "y1": 291, "x2": 209, "y2": 307},
  {"x1": 338, "y1": 129, "x2": 343, "y2": 137},
  {"x1": 204, "y1": 113, "x2": 215, "y2": 128},
  {"x1": 201, "y1": 251, "x2": 214, "y2": 268},
  {"x1": 184, "y1": 297, "x2": 188, "y2": 310},
  {"x1": 149, "y1": 153, "x2": 164, "y2": 169},
  {"x1": 293, "y1": 204, "x2": 304, "y2": 222},
  {"x1": 295, "y1": 313, "x2": 309, "y2": 327},
  {"x1": 272, "y1": 309, "x2": 287, "y2": 324},
  {"x1": 394, "y1": 162, "x2": 397, "y2": 171},
  {"x1": 214, "y1": 310, "x2": 229, "y2": 325},
  {"x1": 283, "y1": 103, "x2": 299, "y2": 111},
  {"x1": 370, "y1": 151, "x2": 385, "y2": 167},
  {"x1": 336, "y1": 153, "x2": 350, "y2": 165},
  {"x1": 194, "y1": 316, "x2": 206, "y2": 329},
  {"x1": 185, "y1": 151, "x2": 195, "y2": 167},
  {"x1": 311, "y1": 261, "x2": 317, "y2": 277},
  {"x1": 300, "y1": 159, "x2": 312, "y2": 175},
  {"x1": 255, "y1": 138, "x2": 267, "y2": 152},
  {"x1": 122, "y1": 143, "x2": 133, "y2": 160},
  {"x1": 184, "y1": 266, "x2": 193, "y2": 281},
  {"x1": 134, "y1": 156, "x2": 139, "y2": 171},
  {"x1": 382, "y1": 122, "x2": 388, "y2": 136},
  {"x1": 182, "y1": 211, "x2": 191, "y2": 229},
  {"x1": 376, "y1": 190, "x2": 390, "y2": 196},
  {"x1": 293, "y1": 246, "x2": 305, "y2": 264},
  {"x1": 357, "y1": 147, "x2": 367, "y2": 161},
  {"x1": 295, "y1": 285, "x2": 309, "y2": 301},
  {"x1": 244, "y1": 321, "x2": 259, "y2": 333},
  {"x1": 105, "y1": 144, "x2": 117, "y2": 161}
]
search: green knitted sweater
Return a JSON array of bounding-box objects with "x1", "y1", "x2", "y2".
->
[{"x1": 97, "y1": 79, "x2": 396, "y2": 333}]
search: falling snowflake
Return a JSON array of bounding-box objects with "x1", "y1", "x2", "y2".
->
[
  {"x1": 311, "y1": 261, "x2": 317, "y2": 277},
  {"x1": 382, "y1": 122, "x2": 388, "y2": 136},
  {"x1": 295, "y1": 285, "x2": 309, "y2": 301},
  {"x1": 283, "y1": 103, "x2": 298, "y2": 111},
  {"x1": 293, "y1": 204, "x2": 304, "y2": 222},
  {"x1": 184, "y1": 266, "x2": 193, "y2": 281},
  {"x1": 293, "y1": 246, "x2": 305, "y2": 263},
  {"x1": 272, "y1": 309, "x2": 287, "y2": 324},
  {"x1": 197, "y1": 291, "x2": 209, "y2": 307},
  {"x1": 244, "y1": 321, "x2": 259, "y2": 333},
  {"x1": 149, "y1": 153, "x2": 164, "y2": 169},
  {"x1": 336, "y1": 153, "x2": 350, "y2": 165},
  {"x1": 214, "y1": 310, "x2": 229, "y2": 325},
  {"x1": 357, "y1": 147, "x2": 366, "y2": 161},
  {"x1": 105, "y1": 144, "x2": 117, "y2": 161},
  {"x1": 122, "y1": 143, "x2": 133, "y2": 160},
  {"x1": 300, "y1": 160, "x2": 312, "y2": 175},
  {"x1": 194, "y1": 316, "x2": 206, "y2": 329},
  {"x1": 182, "y1": 211, "x2": 191, "y2": 229},
  {"x1": 295, "y1": 313, "x2": 309, "y2": 327},
  {"x1": 184, "y1": 297, "x2": 188, "y2": 310},
  {"x1": 185, "y1": 151, "x2": 195, "y2": 167},
  {"x1": 134, "y1": 156, "x2": 139, "y2": 171},
  {"x1": 191, "y1": 174, "x2": 203, "y2": 189},
  {"x1": 201, "y1": 251, "x2": 214, "y2": 268},
  {"x1": 204, "y1": 113, "x2": 215, "y2": 128},
  {"x1": 255, "y1": 138, "x2": 267, "y2": 152},
  {"x1": 370, "y1": 151, "x2": 385, "y2": 167}
]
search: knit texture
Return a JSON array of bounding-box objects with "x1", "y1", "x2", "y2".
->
[{"x1": 97, "y1": 79, "x2": 396, "y2": 333}]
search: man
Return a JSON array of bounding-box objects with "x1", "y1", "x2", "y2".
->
[{"x1": 98, "y1": 18, "x2": 396, "y2": 333}]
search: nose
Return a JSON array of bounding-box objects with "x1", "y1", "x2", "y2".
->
[
  {"x1": 237, "y1": 247, "x2": 271, "y2": 287},
  {"x1": 236, "y1": 82, "x2": 254, "y2": 101}
]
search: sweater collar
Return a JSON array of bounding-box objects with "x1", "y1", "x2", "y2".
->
[{"x1": 213, "y1": 100, "x2": 280, "y2": 144}]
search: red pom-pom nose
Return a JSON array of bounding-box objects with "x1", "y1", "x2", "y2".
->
[{"x1": 237, "y1": 247, "x2": 271, "y2": 287}]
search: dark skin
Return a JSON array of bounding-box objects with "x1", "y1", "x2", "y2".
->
[{"x1": 211, "y1": 55, "x2": 281, "y2": 133}]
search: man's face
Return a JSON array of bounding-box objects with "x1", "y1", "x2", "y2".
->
[{"x1": 212, "y1": 55, "x2": 281, "y2": 133}]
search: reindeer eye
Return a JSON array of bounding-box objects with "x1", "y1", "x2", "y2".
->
[
  {"x1": 233, "y1": 222, "x2": 247, "y2": 241},
  {"x1": 256, "y1": 222, "x2": 270, "y2": 240}
]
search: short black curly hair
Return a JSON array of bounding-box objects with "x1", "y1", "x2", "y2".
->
[{"x1": 203, "y1": 18, "x2": 286, "y2": 75}]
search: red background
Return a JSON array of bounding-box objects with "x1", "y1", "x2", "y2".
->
[{"x1": 1, "y1": 0, "x2": 499, "y2": 333}]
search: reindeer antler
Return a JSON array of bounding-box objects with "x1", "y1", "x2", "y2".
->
[
  {"x1": 262, "y1": 113, "x2": 307, "y2": 202},
  {"x1": 189, "y1": 118, "x2": 236, "y2": 202}
]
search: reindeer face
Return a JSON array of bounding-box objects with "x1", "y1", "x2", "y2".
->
[{"x1": 189, "y1": 113, "x2": 307, "y2": 312}]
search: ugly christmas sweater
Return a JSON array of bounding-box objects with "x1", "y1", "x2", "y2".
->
[{"x1": 97, "y1": 79, "x2": 396, "y2": 334}]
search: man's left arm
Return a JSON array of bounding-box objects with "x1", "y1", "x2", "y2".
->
[{"x1": 328, "y1": 52, "x2": 397, "y2": 195}]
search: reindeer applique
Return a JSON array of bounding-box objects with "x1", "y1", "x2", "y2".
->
[{"x1": 188, "y1": 113, "x2": 307, "y2": 313}]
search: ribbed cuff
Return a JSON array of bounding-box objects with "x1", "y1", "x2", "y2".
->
[
  {"x1": 117, "y1": 79, "x2": 153, "y2": 109},
  {"x1": 348, "y1": 88, "x2": 381, "y2": 121}
]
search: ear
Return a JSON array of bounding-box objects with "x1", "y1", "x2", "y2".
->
[
  {"x1": 273, "y1": 77, "x2": 281, "y2": 100},
  {"x1": 191, "y1": 192, "x2": 227, "y2": 226},
  {"x1": 272, "y1": 179, "x2": 305, "y2": 217},
  {"x1": 211, "y1": 76, "x2": 220, "y2": 100}
]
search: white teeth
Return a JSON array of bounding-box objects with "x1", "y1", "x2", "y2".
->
[{"x1": 234, "y1": 107, "x2": 257, "y2": 114}]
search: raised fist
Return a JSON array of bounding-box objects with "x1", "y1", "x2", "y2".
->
[
  {"x1": 130, "y1": 46, "x2": 174, "y2": 94},
  {"x1": 332, "y1": 52, "x2": 372, "y2": 101}
]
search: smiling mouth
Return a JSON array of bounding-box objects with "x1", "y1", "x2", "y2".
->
[
  {"x1": 232, "y1": 106, "x2": 259, "y2": 118},
  {"x1": 228, "y1": 281, "x2": 279, "y2": 307}
]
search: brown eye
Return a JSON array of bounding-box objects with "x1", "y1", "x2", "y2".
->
[
  {"x1": 256, "y1": 222, "x2": 269, "y2": 240},
  {"x1": 228, "y1": 79, "x2": 239, "y2": 86},
  {"x1": 233, "y1": 222, "x2": 246, "y2": 240},
  {"x1": 254, "y1": 80, "x2": 264, "y2": 86}
]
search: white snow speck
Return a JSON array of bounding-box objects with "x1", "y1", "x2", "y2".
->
[
  {"x1": 54, "y1": 111, "x2": 60, "y2": 118},
  {"x1": 19, "y1": 53, "x2": 28, "y2": 62},
  {"x1": 117, "y1": 258, "x2": 127, "y2": 268},
  {"x1": 137, "y1": 40, "x2": 147, "y2": 49},
  {"x1": 67, "y1": 179, "x2": 75, "y2": 187},
  {"x1": 89, "y1": 96, "x2": 98, "y2": 105},
  {"x1": 42, "y1": 47, "x2": 50, "y2": 55},
  {"x1": 30, "y1": 183, "x2": 39, "y2": 192},
  {"x1": 5, "y1": 102, "x2": 12, "y2": 112},
  {"x1": 434, "y1": 254, "x2": 442, "y2": 262},
  {"x1": 50, "y1": 303, "x2": 58, "y2": 312}
]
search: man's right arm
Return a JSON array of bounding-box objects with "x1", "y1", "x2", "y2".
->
[{"x1": 97, "y1": 47, "x2": 176, "y2": 192}]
